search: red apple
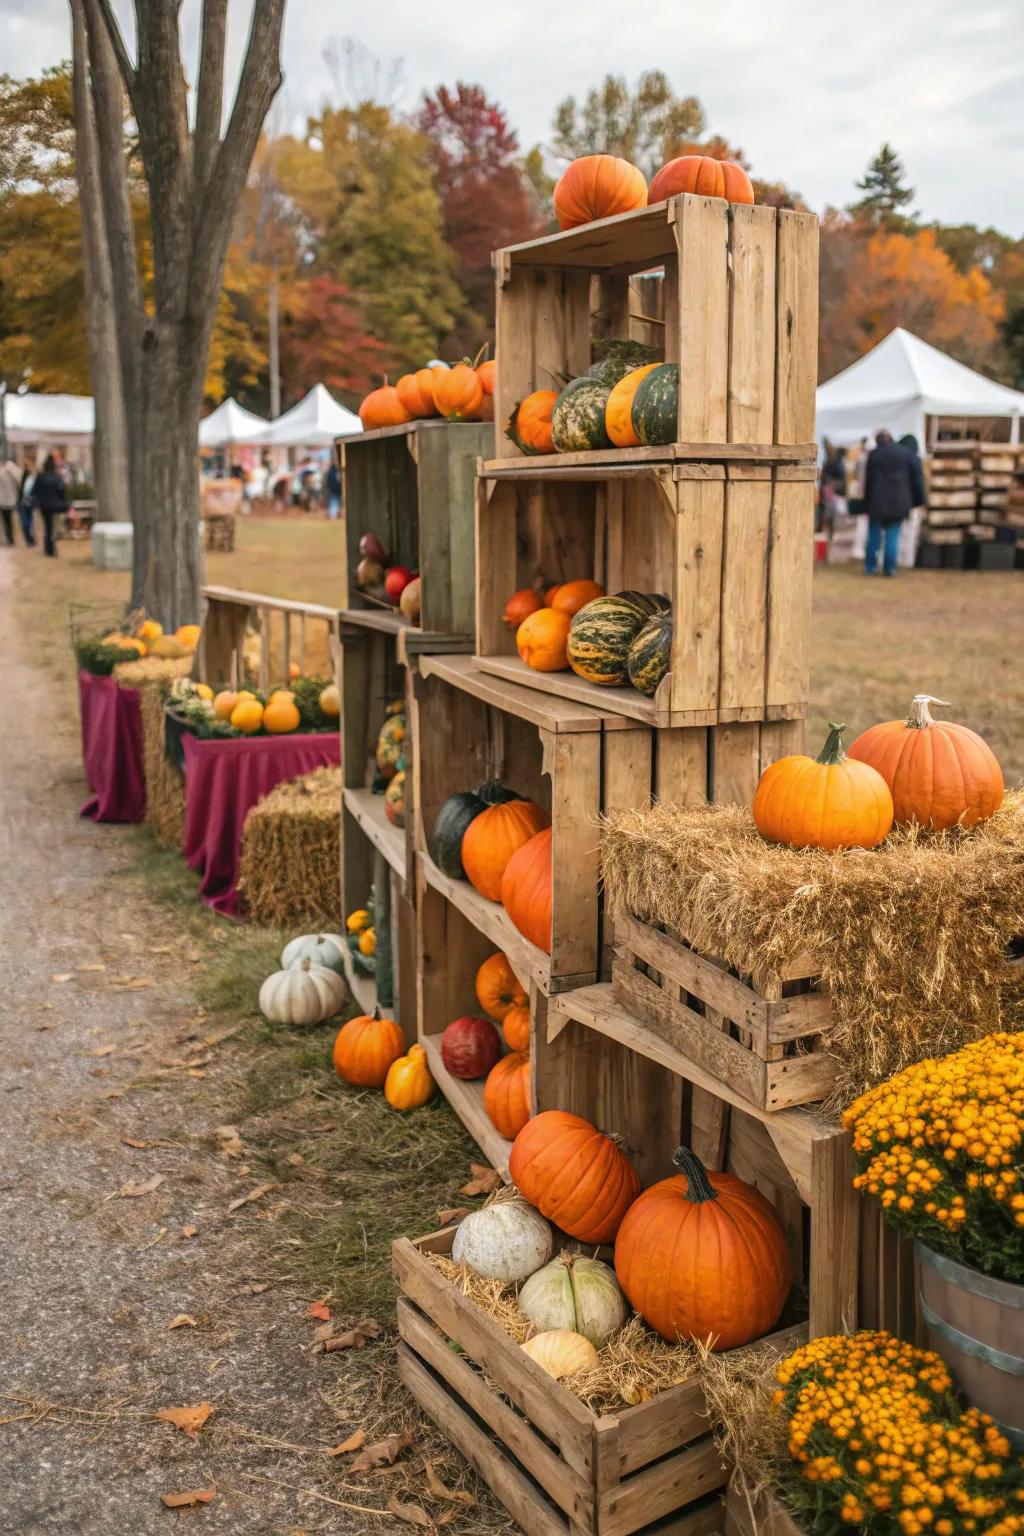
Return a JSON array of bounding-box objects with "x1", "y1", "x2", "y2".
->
[
  {"x1": 440, "y1": 1015, "x2": 502, "y2": 1080},
  {"x1": 384, "y1": 565, "x2": 415, "y2": 603},
  {"x1": 359, "y1": 531, "x2": 388, "y2": 563}
]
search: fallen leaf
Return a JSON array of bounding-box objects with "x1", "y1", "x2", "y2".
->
[
  {"x1": 122, "y1": 1138, "x2": 153, "y2": 1149},
  {"x1": 349, "y1": 1429, "x2": 413, "y2": 1474},
  {"x1": 311, "y1": 1321, "x2": 335, "y2": 1344},
  {"x1": 459, "y1": 1163, "x2": 502, "y2": 1197},
  {"x1": 424, "y1": 1461, "x2": 476, "y2": 1506},
  {"x1": 155, "y1": 1402, "x2": 215, "y2": 1438},
  {"x1": 286, "y1": 1152, "x2": 304, "y2": 1166},
  {"x1": 328, "y1": 1429, "x2": 365, "y2": 1455},
  {"x1": 239, "y1": 1281, "x2": 271, "y2": 1295},
  {"x1": 160, "y1": 1488, "x2": 216, "y2": 1509},
  {"x1": 169, "y1": 1314, "x2": 197, "y2": 1330},
  {"x1": 91, "y1": 1045, "x2": 116, "y2": 1058},
  {"x1": 215, "y1": 1125, "x2": 243, "y2": 1158},
  {"x1": 76, "y1": 962, "x2": 106, "y2": 973},
  {"x1": 307, "y1": 1300, "x2": 331, "y2": 1322},
  {"x1": 227, "y1": 1183, "x2": 276, "y2": 1213},
  {"x1": 51, "y1": 973, "x2": 74, "y2": 984},
  {"x1": 118, "y1": 1174, "x2": 165, "y2": 1199},
  {"x1": 387, "y1": 1497, "x2": 431, "y2": 1527},
  {"x1": 180, "y1": 1225, "x2": 199, "y2": 1240},
  {"x1": 317, "y1": 1318, "x2": 382, "y2": 1353},
  {"x1": 436, "y1": 1207, "x2": 470, "y2": 1227}
]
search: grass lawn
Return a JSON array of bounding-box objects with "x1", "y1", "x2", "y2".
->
[{"x1": 16, "y1": 514, "x2": 1024, "y2": 781}]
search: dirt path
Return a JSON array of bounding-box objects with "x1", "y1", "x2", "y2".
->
[{"x1": 0, "y1": 550, "x2": 511, "y2": 1535}]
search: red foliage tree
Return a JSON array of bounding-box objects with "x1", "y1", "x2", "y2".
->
[{"x1": 279, "y1": 273, "x2": 391, "y2": 406}]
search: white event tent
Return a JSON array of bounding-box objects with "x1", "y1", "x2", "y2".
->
[
  {"x1": 3, "y1": 391, "x2": 95, "y2": 447},
  {"x1": 254, "y1": 384, "x2": 362, "y2": 449},
  {"x1": 816, "y1": 328, "x2": 1024, "y2": 448},
  {"x1": 198, "y1": 397, "x2": 268, "y2": 448}
]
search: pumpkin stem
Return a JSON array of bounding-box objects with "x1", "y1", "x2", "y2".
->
[
  {"x1": 673, "y1": 1146, "x2": 718, "y2": 1203},
  {"x1": 816, "y1": 722, "x2": 847, "y2": 767},
  {"x1": 907, "y1": 694, "x2": 950, "y2": 729},
  {"x1": 299, "y1": 957, "x2": 312, "y2": 972},
  {"x1": 471, "y1": 342, "x2": 489, "y2": 367}
]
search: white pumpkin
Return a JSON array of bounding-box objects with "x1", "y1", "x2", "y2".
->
[
  {"x1": 281, "y1": 932, "x2": 347, "y2": 977},
  {"x1": 451, "y1": 1199, "x2": 553, "y2": 1283},
  {"x1": 259, "y1": 958, "x2": 347, "y2": 1025},
  {"x1": 518, "y1": 1254, "x2": 627, "y2": 1348},
  {"x1": 520, "y1": 1329, "x2": 599, "y2": 1380}
]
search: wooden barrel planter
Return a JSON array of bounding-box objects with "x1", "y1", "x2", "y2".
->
[{"x1": 917, "y1": 1243, "x2": 1024, "y2": 1450}]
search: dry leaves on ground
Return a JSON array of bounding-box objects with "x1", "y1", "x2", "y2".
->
[
  {"x1": 348, "y1": 1429, "x2": 413, "y2": 1474},
  {"x1": 327, "y1": 1430, "x2": 365, "y2": 1456},
  {"x1": 227, "y1": 1183, "x2": 276, "y2": 1213},
  {"x1": 160, "y1": 1488, "x2": 216, "y2": 1509},
  {"x1": 387, "y1": 1497, "x2": 431, "y2": 1527},
  {"x1": 116, "y1": 1174, "x2": 164, "y2": 1199},
  {"x1": 315, "y1": 1318, "x2": 382, "y2": 1354},
  {"x1": 180, "y1": 1224, "x2": 198, "y2": 1239},
  {"x1": 436, "y1": 1207, "x2": 469, "y2": 1227},
  {"x1": 459, "y1": 1164, "x2": 501, "y2": 1197},
  {"x1": 216, "y1": 1124, "x2": 243, "y2": 1158},
  {"x1": 307, "y1": 1299, "x2": 331, "y2": 1321},
  {"x1": 424, "y1": 1462, "x2": 475, "y2": 1506},
  {"x1": 155, "y1": 1402, "x2": 215, "y2": 1438},
  {"x1": 169, "y1": 1314, "x2": 197, "y2": 1330}
]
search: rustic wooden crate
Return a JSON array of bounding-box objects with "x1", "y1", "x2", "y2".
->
[
  {"x1": 394, "y1": 1225, "x2": 767, "y2": 1536},
  {"x1": 610, "y1": 911, "x2": 835, "y2": 1112},
  {"x1": 338, "y1": 420, "x2": 493, "y2": 648},
  {"x1": 492, "y1": 196, "x2": 818, "y2": 465},
  {"x1": 475, "y1": 461, "x2": 814, "y2": 729}
]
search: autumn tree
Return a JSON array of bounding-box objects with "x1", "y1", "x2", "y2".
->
[
  {"x1": 850, "y1": 143, "x2": 915, "y2": 230},
  {"x1": 552, "y1": 71, "x2": 705, "y2": 177}
]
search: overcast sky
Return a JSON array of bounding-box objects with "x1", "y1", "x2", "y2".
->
[{"x1": 4, "y1": 0, "x2": 1024, "y2": 235}]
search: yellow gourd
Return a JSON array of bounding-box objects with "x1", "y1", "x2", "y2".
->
[
  {"x1": 230, "y1": 698, "x2": 264, "y2": 734},
  {"x1": 384, "y1": 1043, "x2": 434, "y2": 1110}
]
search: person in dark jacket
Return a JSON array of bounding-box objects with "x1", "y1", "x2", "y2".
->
[
  {"x1": 30, "y1": 454, "x2": 69, "y2": 558},
  {"x1": 863, "y1": 430, "x2": 926, "y2": 576}
]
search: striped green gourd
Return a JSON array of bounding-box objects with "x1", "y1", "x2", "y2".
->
[
  {"x1": 567, "y1": 593, "x2": 652, "y2": 686},
  {"x1": 551, "y1": 378, "x2": 611, "y2": 452},
  {"x1": 627, "y1": 610, "x2": 672, "y2": 696},
  {"x1": 632, "y1": 363, "x2": 679, "y2": 446}
]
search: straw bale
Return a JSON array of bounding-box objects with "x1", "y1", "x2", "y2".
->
[
  {"x1": 113, "y1": 656, "x2": 193, "y2": 848},
  {"x1": 239, "y1": 767, "x2": 341, "y2": 928}
]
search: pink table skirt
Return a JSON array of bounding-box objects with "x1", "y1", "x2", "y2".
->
[
  {"x1": 183, "y1": 730, "x2": 340, "y2": 917},
  {"x1": 78, "y1": 670, "x2": 146, "y2": 823}
]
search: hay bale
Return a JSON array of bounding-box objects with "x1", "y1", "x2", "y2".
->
[
  {"x1": 113, "y1": 655, "x2": 193, "y2": 848},
  {"x1": 601, "y1": 790, "x2": 1024, "y2": 1105},
  {"x1": 239, "y1": 766, "x2": 341, "y2": 928}
]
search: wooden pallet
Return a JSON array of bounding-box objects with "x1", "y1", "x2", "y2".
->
[
  {"x1": 493, "y1": 196, "x2": 818, "y2": 465},
  {"x1": 476, "y1": 461, "x2": 815, "y2": 729},
  {"x1": 394, "y1": 1227, "x2": 799, "y2": 1536}
]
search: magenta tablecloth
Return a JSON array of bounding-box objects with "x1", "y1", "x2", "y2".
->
[
  {"x1": 78, "y1": 670, "x2": 146, "y2": 823},
  {"x1": 183, "y1": 730, "x2": 340, "y2": 917}
]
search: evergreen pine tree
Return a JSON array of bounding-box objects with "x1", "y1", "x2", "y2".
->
[{"x1": 851, "y1": 143, "x2": 916, "y2": 229}]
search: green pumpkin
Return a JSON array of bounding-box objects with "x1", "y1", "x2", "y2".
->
[
  {"x1": 615, "y1": 590, "x2": 670, "y2": 616},
  {"x1": 627, "y1": 610, "x2": 673, "y2": 697},
  {"x1": 428, "y1": 782, "x2": 520, "y2": 878},
  {"x1": 551, "y1": 378, "x2": 611, "y2": 452},
  {"x1": 632, "y1": 363, "x2": 679, "y2": 446},
  {"x1": 585, "y1": 340, "x2": 662, "y2": 388},
  {"x1": 567, "y1": 595, "x2": 652, "y2": 686}
]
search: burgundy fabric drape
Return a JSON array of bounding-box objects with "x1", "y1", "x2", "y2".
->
[
  {"x1": 183, "y1": 730, "x2": 340, "y2": 917},
  {"x1": 78, "y1": 670, "x2": 146, "y2": 823}
]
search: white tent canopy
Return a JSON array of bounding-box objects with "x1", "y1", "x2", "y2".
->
[
  {"x1": 199, "y1": 397, "x2": 268, "y2": 448},
  {"x1": 816, "y1": 328, "x2": 1024, "y2": 449},
  {"x1": 254, "y1": 384, "x2": 362, "y2": 448},
  {"x1": 4, "y1": 391, "x2": 94, "y2": 446}
]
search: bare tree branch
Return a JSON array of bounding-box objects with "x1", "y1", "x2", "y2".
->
[
  {"x1": 91, "y1": 0, "x2": 138, "y2": 113},
  {"x1": 193, "y1": 0, "x2": 228, "y2": 197}
]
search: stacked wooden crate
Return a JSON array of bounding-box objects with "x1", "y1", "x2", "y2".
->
[
  {"x1": 922, "y1": 441, "x2": 1024, "y2": 569},
  {"x1": 921, "y1": 442, "x2": 977, "y2": 564},
  {"x1": 975, "y1": 442, "x2": 1024, "y2": 569}
]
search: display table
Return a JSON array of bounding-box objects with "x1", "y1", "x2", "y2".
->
[
  {"x1": 78, "y1": 670, "x2": 146, "y2": 823},
  {"x1": 182, "y1": 730, "x2": 340, "y2": 916}
]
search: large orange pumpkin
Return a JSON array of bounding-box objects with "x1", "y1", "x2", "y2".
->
[
  {"x1": 475, "y1": 952, "x2": 528, "y2": 1021},
  {"x1": 502, "y1": 1004, "x2": 531, "y2": 1053},
  {"x1": 359, "y1": 384, "x2": 412, "y2": 430},
  {"x1": 553, "y1": 154, "x2": 647, "y2": 230},
  {"x1": 506, "y1": 390, "x2": 558, "y2": 455},
  {"x1": 332, "y1": 1010, "x2": 405, "y2": 1088},
  {"x1": 433, "y1": 363, "x2": 484, "y2": 421},
  {"x1": 551, "y1": 579, "x2": 605, "y2": 618},
  {"x1": 614, "y1": 1147, "x2": 790, "y2": 1350},
  {"x1": 396, "y1": 368, "x2": 440, "y2": 418},
  {"x1": 509, "y1": 1110, "x2": 640, "y2": 1245},
  {"x1": 516, "y1": 607, "x2": 570, "y2": 672},
  {"x1": 462, "y1": 799, "x2": 550, "y2": 902},
  {"x1": 503, "y1": 587, "x2": 544, "y2": 631},
  {"x1": 847, "y1": 694, "x2": 1004, "y2": 830},
  {"x1": 752, "y1": 722, "x2": 894, "y2": 852},
  {"x1": 501, "y1": 826, "x2": 552, "y2": 953},
  {"x1": 606, "y1": 364, "x2": 660, "y2": 448},
  {"x1": 484, "y1": 1051, "x2": 531, "y2": 1139},
  {"x1": 648, "y1": 155, "x2": 754, "y2": 206}
]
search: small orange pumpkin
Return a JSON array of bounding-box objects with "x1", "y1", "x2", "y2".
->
[
  {"x1": 475, "y1": 952, "x2": 528, "y2": 1021},
  {"x1": 263, "y1": 695, "x2": 301, "y2": 734},
  {"x1": 213, "y1": 689, "x2": 239, "y2": 721},
  {"x1": 544, "y1": 584, "x2": 562, "y2": 605},
  {"x1": 384, "y1": 1042, "x2": 434, "y2": 1110},
  {"x1": 396, "y1": 368, "x2": 440, "y2": 418},
  {"x1": 516, "y1": 607, "x2": 571, "y2": 672},
  {"x1": 554, "y1": 154, "x2": 648, "y2": 230},
  {"x1": 551, "y1": 579, "x2": 605, "y2": 618},
  {"x1": 433, "y1": 363, "x2": 484, "y2": 421},
  {"x1": 502, "y1": 1004, "x2": 530, "y2": 1053},
  {"x1": 484, "y1": 1051, "x2": 532, "y2": 1139},
  {"x1": 503, "y1": 587, "x2": 544, "y2": 631},
  {"x1": 501, "y1": 826, "x2": 552, "y2": 953},
  {"x1": 509, "y1": 1110, "x2": 640, "y2": 1245},
  {"x1": 333, "y1": 1010, "x2": 405, "y2": 1088},
  {"x1": 648, "y1": 155, "x2": 754, "y2": 206},
  {"x1": 461, "y1": 798, "x2": 550, "y2": 903},
  {"x1": 477, "y1": 359, "x2": 496, "y2": 396},
  {"x1": 359, "y1": 383, "x2": 413, "y2": 430},
  {"x1": 230, "y1": 697, "x2": 264, "y2": 734},
  {"x1": 506, "y1": 390, "x2": 557, "y2": 455},
  {"x1": 847, "y1": 694, "x2": 1004, "y2": 830},
  {"x1": 753, "y1": 722, "x2": 894, "y2": 851},
  {"x1": 606, "y1": 364, "x2": 660, "y2": 447}
]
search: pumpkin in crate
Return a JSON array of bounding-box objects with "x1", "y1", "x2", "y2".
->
[
  {"x1": 753, "y1": 722, "x2": 894, "y2": 851},
  {"x1": 384, "y1": 770, "x2": 405, "y2": 827},
  {"x1": 433, "y1": 362, "x2": 483, "y2": 421},
  {"x1": 396, "y1": 367, "x2": 440, "y2": 418},
  {"x1": 333, "y1": 1009, "x2": 405, "y2": 1088},
  {"x1": 428, "y1": 783, "x2": 520, "y2": 878},
  {"x1": 359, "y1": 383, "x2": 412, "y2": 430},
  {"x1": 606, "y1": 363, "x2": 660, "y2": 447},
  {"x1": 385, "y1": 1042, "x2": 434, "y2": 1110},
  {"x1": 519, "y1": 1254, "x2": 627, "y2": 1348},
  {"x1": 516, "y1": 607, "x2": 570, "y2": 672},
  {"x1": 440, "y1": 1014, "x2": 502, "y2": 1080},
  {"x1": 847, "y1": 694, "x2": 1004, "y2": 830},
  {"x1": 375, "y1": 712, "x2": 406, "y2": 781},
  {"x1": 551, "y1": 377, "x2": 611, "y2": 453},
  {"x1": 627, "y1": 609, "x2": 672, "y2": 697},
  {"x1": 502, "y1": 1004, "x2": 530, "y2": 1052},
  {"x1": 553, "y1": 153, "x2": 647, "y2": 230},
  {"x1": 649, "y1": 154, "x2": 754, "y2": 206},
  {"x1": 259, "y1": 958, "x2": 348, "y2": 1026},
  {"x1": 282, "y1": 932, "x2": 347, "y2": 976},
  {"x1": 521, "y1": 1329, "x2": 599, "y2": 1379},
  {"x1": 509, "y1": 1110, "x2": 641, "y2": 1245},
  {"x1": 505, "y1": 390, "x2": 557, "y2": 455},
  {"x1": 501, "y1": 826, "x2": 552, "y2": 953},
  {"x1": 451, "y1": 1196, "x2": 551, "y2": 1282},
  {"x1": 483, "y1": 1051, "x2": 532, "y2": 1139},
  {"x1": 631, "y1": 362, "x2": 679, "y2": 447},
  {"x1": 584, "y1": 340, "x2": 662, "y2": 389},
  {"x1": 614, "y1": 1147, "x2": 790, "y2": 1350},
  {"x1": 475, "y1": 952, "x2": 527, "y2": 1021},
  {"x1": 503, "y1": 587, "x2": 543, "y2": 631},
  {"x1": 462, "y1": 798, "x2": 550, "y2": 902},
  {"x1": 567, "y1": 592, "x2": 652, "y2": 686},
  {"x1": 551, "y1": 579, "x2": 604, "y2": 618}
]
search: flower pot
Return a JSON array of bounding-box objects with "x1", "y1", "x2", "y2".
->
[{"x1": 916, "y1": 1242, "x2": 1024, "y2": 1451}]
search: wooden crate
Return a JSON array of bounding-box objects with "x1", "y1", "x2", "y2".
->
[
  {"x1": 476, "y1": 461, "x2": 815, "y2": 729},
  {"x1": 492, "y1": 196, "x2": 818, "y2": 465},
  {"x1": 338, "y1": 420, "x2": 493, "y2": 648},
  {"x1": 394, "y1": 1226, "x2": 791, "y2": 1536}
]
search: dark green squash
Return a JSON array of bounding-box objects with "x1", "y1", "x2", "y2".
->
[
  {"x1": 429, "y1": 782, "x2": 520, "y2": 878},
  {"x1": 551, "y1": 378, "x2": 611, "y2": 452},
  {"x1": 632, "y1": 363, "x2": 679, "y2": 446},
  {"x1": 585, "y1": 339, "x2": 662, "y2": 389},
  {"x1": 627, "y1": 610, "x2": 673, "y2": 696},
  {"x1": 567, "y1": 594, "x2": 651, "y2": 686},
  {"x1": 615, "y1": 590, "x2": 670, "y2": 616}
]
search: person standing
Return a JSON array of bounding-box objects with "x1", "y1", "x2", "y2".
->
[
  {"x1": 0, "y1": 457, "x2": 20, "y2": 546},
  {"x1": 863, "y1": 430, "x2": 925, "y2": 576},
  {"x1": 17, "y1": 453, "x2": 37, "y2": 546},
  {"x1": 30, "y1": 454, "x2": 69, "y2": 557},
  {"x1": 325, "y1": 459, "x2": 341, "y2": 520}
]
